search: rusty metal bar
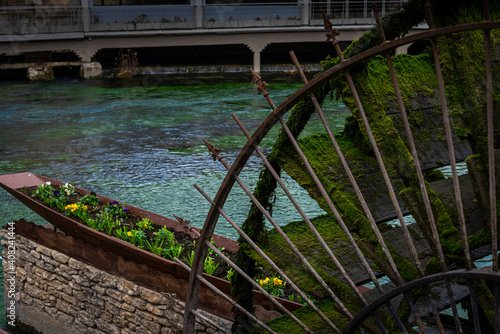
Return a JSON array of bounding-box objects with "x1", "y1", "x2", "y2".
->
[
  {"x1": 483, "y1": 1, "x2": 499, "y2": 329},
  {"x1": 232, "y1": 113, "x2": 385, "y2": 334},
  {"x1": 483, "y1": 1, "x2": 498, "y2": 274},
  {"x1": 174, "y1": 258, "x2": 277, "y2": 334},
  {"x1": 425, "y1": 1, "x2": 471, "y2": 269},
  {"x1": 251, "y1": 70, "x2": 408, "y2": 333},
  {"x1": 495, "y1": 283, "x2": 500, "y2": 333},
  {"x1": 425, "y1": 2, "x2": 465, "y2": 332},
  {"x1": 201, "y1": 139, "x2": 346, "y2": 332}
]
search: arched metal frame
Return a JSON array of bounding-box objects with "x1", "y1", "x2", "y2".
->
[{"x1": 181, "y1": 1, "x2": 500, "y2": 333}]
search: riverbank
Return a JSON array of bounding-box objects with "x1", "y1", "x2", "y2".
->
[{"x1": 1, "y1": 63, "x2": 323, "y2": 82}]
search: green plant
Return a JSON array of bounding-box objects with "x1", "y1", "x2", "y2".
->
[
  {"x1": 32, "y1": 182, "x2": 56, "y2": 204},
  {"x1": 60, "y1": 183, "x2": 77, "y2": 197},
  {"x1": 164, "y1": 243, "x2": 184, "y2": 260},
  {"x1": 208, "y1": 237, "x2": 224, "y2": 256},
  {"x1": 136, "y1": 218, "x2": 154, "y2": 230},
  {"x1": 154, "y1": 226, "x2": 175, "y2": 243},
  {"x1": 184, "y1": 250, "x2": 195, "y2": 267},
  {"x1": 80, "y1": 194, "x2": 100, "y2": 206},
  {"x1": 226, "y1": 268, "x2": 235, "y2": 282},
  {"x1": 145, "y1": 237, "x2": 165, "y2": 256},
  {"x1": 86, "y1": 218, "x2": 99, "y2": 230},
  {"x1": 114, "y1": 225, "x2": 130, "y2": 241},
  {"x1": 127, "y1": 230, "x2": 147, "y2": 248},
  {"x1": 103, "y1": 200, "x2": 130, "y2": 218},
  {"x1": 105, "y1": 218, "x2": 120, "y2": 236},
  {"x1": 49, "y1": 195, "x2": 68, "y2": 211},
  {"x1": 256, "y1": 275, "x2": 285, "y2": 297},
  {"x1": 64, "y1": 203, "x2": 88, "y2": 219},
  {"x1": 203, "y1": 256, "x2": 219, "y2": 275}
]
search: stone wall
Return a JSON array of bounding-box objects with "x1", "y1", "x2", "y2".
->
[{"x1": 0, "y1": 228, "x2": 232, "y2": 334}]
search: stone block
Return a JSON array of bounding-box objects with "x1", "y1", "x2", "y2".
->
[
  {"x1": 102, "y1": 311, "x2": 113, "y2": 323},
  {"x1": 68, "y1": 258, "x2": 86, "y2": 271},
  {"x1": 106, "y1": 288, "x2": 123, "y2": 301},
  {"x1": 20, "y1": 249, "x2": 37, "y2": 263},
  {"x1": 140, "y1": 319, "x2": 161, "y2": 334},
  {"x1": 105, "y1": 302, "x2": 121, "y2": 316},
  {"x1": 35, "y1": 245, "x2": 52, "y2": 257},
  {"x1": 124, "y1": 295, "x2": 147, "y2": 310},
  {"x1": 146, "y1": 303, "x2": 163, "y2": 316},
  {"x1": 83, "y1": 266, "x2": 102, "y2": 282},
  {"x1": 80, "y1": 62, "x2": 102, "y2": 79},
  {"x1": 112, "y1": 316, "x2": 129, "y2": 328},
  {"x1": 60, "y1": 292, "x2": 78, "y2": 306},
  {"x1": 20, "y1": 293, "x2": 34, "y2": 306},
  {"x1": 52, "y1": 251, "x2": 70, "y2": 264},
  {"x1": 135, "y1": 309, "x2": 155, "y2": 322},
  {"x1": 27, "y1": 66, "x2": 54, "y2": 81},
  {"x1": 77, "y1": 310, "x2": 96, "y2": 327},
  {"x1": 121, "y1": 302, "x2": 136, "y2": 313},
  {"x1": 85, "y1": 304, "x2": 102, "y2": 318},
  {"x1": 72, "y1": 274, "x2": 91, "y2": 287},
  {"x1": 117, "y1": 279, "x2": 140, "y2": 296},
  {"x1": 55, "y1": 310, "x2": 74, "y2": 325},
  {"x1": 30, "y1": 250, "x2": 41, "y2": 259},
  {"x1": 56, "y1": 299, "x2": 78, "y2": 315},
  {"x1": 74, "y1": 319, "x2": 90, "y2": 333},
  {"x1": 140, "y1": 288, "x2": 170, "y2": 305}
]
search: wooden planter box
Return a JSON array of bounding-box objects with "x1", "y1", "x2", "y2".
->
[{"x1": 0, "y1": 172, "x2": 302, "y2": 322}]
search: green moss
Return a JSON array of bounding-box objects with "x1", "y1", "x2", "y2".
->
[
  {"x1": 247, "y1": 215, "x2": 362, "y2": 300},
  {"x1": 252, "y1": 299, "x2": 350, "y2": 334},
  {"x1": 423, "y1": 168, "x2": 446, "y2": 183}
]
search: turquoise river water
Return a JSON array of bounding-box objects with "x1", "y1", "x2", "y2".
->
[{"x1": 0, "y1": 73, "x2": 351, "y2": 327}]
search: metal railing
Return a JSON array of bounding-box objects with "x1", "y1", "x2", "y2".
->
[
  {"x1": 0, "y1": 6, "x2": 83, "y2": 35},
  {"x1": 311, "y1": 0, "x2": 405, "y2": 25},
  {"x1": 0, "y1": 1, "x2": 407, "y2": 36},
  {"x1": 203, "y1": 3, "x2": 301, "y2": 29},
  {"x1": 90, "y1": 5, "x2": 196, "y2": 31}
]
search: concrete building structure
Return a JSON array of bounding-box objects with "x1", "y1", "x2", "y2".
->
[{"x1": 0, "y1": 1, "x2": 422, "y2": 78}]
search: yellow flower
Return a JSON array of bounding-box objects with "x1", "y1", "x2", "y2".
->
[
  {"x1": 127, "y1": 231, "x2": 132, "y2": 237},
  {"x1": 273, "y1": 278, "x2": 283, "y2": 286}
]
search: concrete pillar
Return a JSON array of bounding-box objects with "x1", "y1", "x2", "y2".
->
[
  {"x1": 246, "y1": 41, "x2": 268, "y2": 73},
  {"x1": 80, "y1": 62, "x2": 102, "y2": 79},
  {"x1": 300, "y1": 0, "x2": 310, "y2": 26},
  {"x1": 194, "y1": 0, "x2": 203, "y2": 29},
  {"x1": 253, "y1": 50, "x2": 261, "y2": 73},
  {"x1": 82, "y1": 0, "x2": 90, "y2": 32},
  {"x1": 395, "y1": 44, "x2": 409, "y2": 55}
]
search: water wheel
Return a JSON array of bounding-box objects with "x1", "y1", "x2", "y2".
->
[{"x1": 181, "y1": 1, "x2": 500, "y2": 333}]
